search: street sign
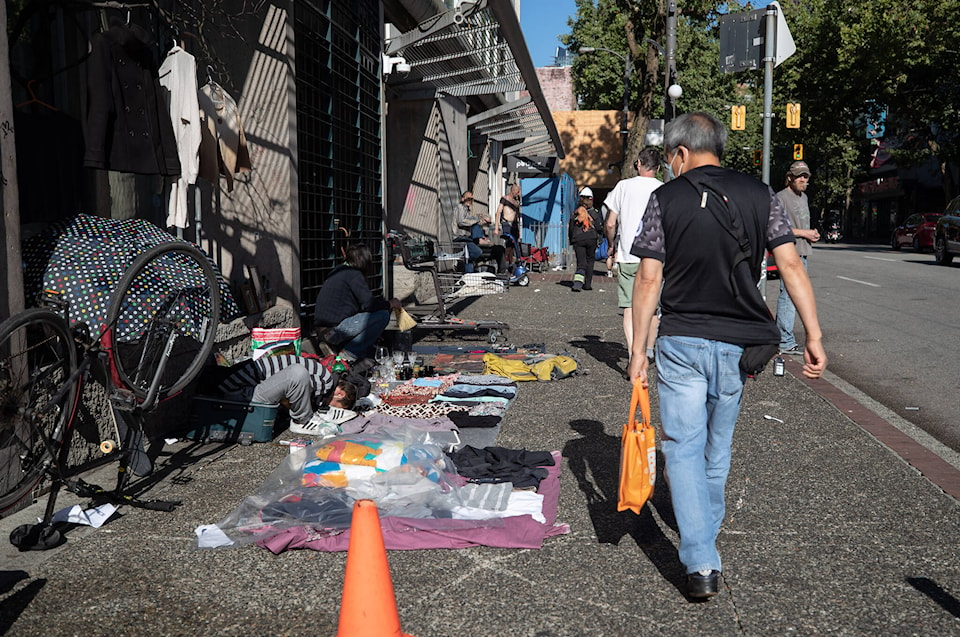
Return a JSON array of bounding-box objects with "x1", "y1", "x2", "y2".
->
[
  {"x1": 719, "y1": 7, "x2": 765, "y2": 73},
  {"x1": 507, "y1": 155, "x2": 557, "y2": 176},
  {"x1": 719, "y1": 2, "x2": 796, "y2": 74}
]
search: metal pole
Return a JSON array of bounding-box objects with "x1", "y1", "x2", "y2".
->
[
  {"x1": 665, "y1": 0, "x2": 678, "y2": 122},
  {"x1": 622, "y1": 51, "x2": 630, "y2": 164},
  {"x1": 0, "y1": 0, "x2": 25, "y2": 319},
  {"x1": 761, "y1": 4, "x2": 777, "y2": 185}
]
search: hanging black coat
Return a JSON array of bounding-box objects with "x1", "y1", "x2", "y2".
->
[{"x1": 83, "y1": 21, "x2": 181, "y2": 176}]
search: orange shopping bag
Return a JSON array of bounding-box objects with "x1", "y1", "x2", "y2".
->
[{"x1": 617, "y1": 379, "x2": 656, "y2": 514}]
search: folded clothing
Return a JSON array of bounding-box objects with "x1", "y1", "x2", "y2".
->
[
  {"x1": 447, "y1": 412, "x2": 501, "y2": 429},
  {"x1": 447, "y1": 446, "x2": 555, "y2": 489}
]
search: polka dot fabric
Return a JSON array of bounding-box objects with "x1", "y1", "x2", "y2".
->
[{"x1": 22, "y1": 214, "x2": 241, "y2": 340}]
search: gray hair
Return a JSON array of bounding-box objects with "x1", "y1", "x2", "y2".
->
[{"x1": 663, "y1": 112, "x2": 727, "y2": 160}]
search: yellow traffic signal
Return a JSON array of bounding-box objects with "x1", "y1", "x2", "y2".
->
[
  {"x1": 731, "y1": 105, "x2": 746, "y2": 130},
  {"x1": 786, "y1": 102, "x2": 801, "y2": 128},
  {"x1": 793, "y1": 144, "x2": 803, "y2": 160}
]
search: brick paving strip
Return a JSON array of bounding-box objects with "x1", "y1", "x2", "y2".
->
[{"x1": 786, "y1": 357, "x2": 960, "y2": 501}]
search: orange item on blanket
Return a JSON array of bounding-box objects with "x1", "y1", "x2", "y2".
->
[{"x1": 315, "y1": 440, "x2": 381, "y2": 467}]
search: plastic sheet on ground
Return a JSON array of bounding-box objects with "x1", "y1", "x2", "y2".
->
[{"x1": 199, "y1": 430, "x2": 568, "y2": 552}]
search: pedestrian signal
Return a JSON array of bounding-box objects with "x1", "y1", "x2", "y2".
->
[
  {"x1": 731, "y1": 105, "x2": 746, "y2": 130},
  {"x1": 793, "y1": 144, "x2": 803, "y2": 160},
  {"x1": 786, "y1": 102, "x2": 801, "y2": 128},
  {"x1": 753, "y1": 149, "x2": 762, "y2": 165}
]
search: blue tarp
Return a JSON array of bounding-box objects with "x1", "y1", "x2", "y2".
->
[{"x1": 519, "y1": 175, "x2": 578, "y2": 257}]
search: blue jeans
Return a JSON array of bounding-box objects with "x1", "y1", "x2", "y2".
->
[
  {"x1": 454, "y1": 237, "x2": 483, "y2": 273},
  {"x1": 776, "y1": 255, "x2": 807, "y2": 350},
  {"x1": 655, "y1": 336, "x2": 746, "y2": 575},
  {"x1": 326, "y1": 310, "x2": 390, "y2": 359}
]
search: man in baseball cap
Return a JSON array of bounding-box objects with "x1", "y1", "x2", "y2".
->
[
  {"x1": 787, "y1": 160, "x2": 811, "y2": 178},
  {"x1": 775, "y1": 160, "x2": 819, "y2": 355}
]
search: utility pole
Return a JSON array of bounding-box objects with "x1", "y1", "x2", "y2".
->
[
  {"x1": 664, "y1": 0, "x2": 678, "y2": 123},
  {"x1": 761, "y1": 4, "x2": 777, "y2": 185}
]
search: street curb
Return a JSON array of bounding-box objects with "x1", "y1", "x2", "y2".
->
[{"x1": 785, "y1": 357, "x2": 960, "y2": 501}]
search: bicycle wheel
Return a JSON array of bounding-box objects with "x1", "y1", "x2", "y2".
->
[
  {"x1": 0, "y1": 309, "x2": 78, "y2": 512},
  {"x1": 106, "y1": 242, "x2": 220, "y2": 406}
]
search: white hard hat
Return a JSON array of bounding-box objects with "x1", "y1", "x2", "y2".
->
[{"x1": 580, "y1": 187, "x2": 593, "y2": 198}]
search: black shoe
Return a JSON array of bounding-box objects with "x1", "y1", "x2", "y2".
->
[
  {"x1": 349, "y1": 357, "x2": 377, "y2": 376},
  {"x1": 582, "y1": 286, "x2": 592, "y2": 291},
  {"x1": 686, "y1": 570, "x2": 720, "y2": 599}
]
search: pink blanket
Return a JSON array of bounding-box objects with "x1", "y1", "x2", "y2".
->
[{"x1": 256, "y1": 451, "x2": 569, "y2": 553}]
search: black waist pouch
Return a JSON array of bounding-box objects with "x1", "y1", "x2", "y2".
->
[{"x1": 740, "y1": 343, "x2": 778, "y2": 375}]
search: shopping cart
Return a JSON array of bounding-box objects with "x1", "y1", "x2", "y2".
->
[{"x1": 388, "y1": 231, "x2": 510, "y2": 343}]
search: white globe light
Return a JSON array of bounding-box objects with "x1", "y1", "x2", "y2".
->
[{"x1": 667, "y1": 84, "x2": 683, "y2": 99}]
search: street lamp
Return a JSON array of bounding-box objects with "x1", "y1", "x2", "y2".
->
[{"x1": 579, "y1": 46, "x2": 631, "y2": 165}]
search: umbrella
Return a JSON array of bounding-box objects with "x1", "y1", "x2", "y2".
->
[{"x1": 21, "y1": 214, "x2": 241, "y2": 340}]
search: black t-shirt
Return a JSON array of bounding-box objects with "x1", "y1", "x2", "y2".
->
[{"x1": 631, "y1": 165, "x2": 794, "y2": 346}]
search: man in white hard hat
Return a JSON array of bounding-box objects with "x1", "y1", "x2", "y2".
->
[{"x1": 569, "y1": 187, "x2": 604, "y2": 290}]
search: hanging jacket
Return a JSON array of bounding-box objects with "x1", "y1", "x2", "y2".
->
[{"x1": 83, "y1": 20, "x2": 181, "y2": 176}]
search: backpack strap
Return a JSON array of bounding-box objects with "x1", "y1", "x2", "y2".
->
[{"x1": 680, "y1": 172, "x2": 753, "y2": 298}]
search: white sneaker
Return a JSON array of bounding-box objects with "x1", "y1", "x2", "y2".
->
[{"x1": 289, "y1": 407, "x2": 357, "y2": 436}]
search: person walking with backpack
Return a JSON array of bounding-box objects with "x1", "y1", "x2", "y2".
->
[
  {"x1": 568, "y1": 187, "x2": 604, "y2": 291},
  {"x1": 628, "y1": 112, "x2": 827, "y2": 600}
]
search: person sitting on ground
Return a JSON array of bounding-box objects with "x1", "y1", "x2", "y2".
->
[
  {"x1": 217, "y1": 353, "x2": 358, "y2": 436},
  {"x1": 313, "y1": 243, "x2": 402, "y2": 362}
]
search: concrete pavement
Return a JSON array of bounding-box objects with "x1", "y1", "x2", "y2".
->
[{"x1": 1, "y1": 267, "x2": 959, "y2": 636}]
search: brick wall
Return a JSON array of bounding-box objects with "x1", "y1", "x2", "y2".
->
[{"x1": 535, "y1": 67, "x2": 576, "y2": 111}]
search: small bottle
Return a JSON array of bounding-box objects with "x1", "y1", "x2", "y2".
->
[
  {"x1": 773, "y1": 356, "x2": 785, "y2": 377},
  {"x1": 332, "y1": 355, "x2": 346, "y2": 373}
]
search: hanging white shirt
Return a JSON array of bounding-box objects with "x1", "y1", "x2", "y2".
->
[{"x1": 159, "y1": 45, "x2": 202, "y2": 228}]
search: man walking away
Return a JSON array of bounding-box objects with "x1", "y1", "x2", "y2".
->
[
  {"x1": 604, "y1": 147, "x2": 663, "y2": 364},
  {"x1": 628, "y1": 112, "x2": 827, "y2": 600},
  {"x1": 775, "y1": 160, "x2": 819, "y2": 355}
]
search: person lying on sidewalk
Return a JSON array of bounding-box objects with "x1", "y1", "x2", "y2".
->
[
  {"x1": 216, "y1": 354, "x2": 359, "y2": 436},
  {"x1": 313, "y1": 242, "x2": 402, "y2": 362}
]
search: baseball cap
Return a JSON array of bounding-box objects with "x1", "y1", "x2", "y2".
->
[
  {"x1": 788, "y1": 161, "x2": 811, "y2": 177},
  {"x1": 580, "y1": 186, "x2": 594, "y2": 198}
]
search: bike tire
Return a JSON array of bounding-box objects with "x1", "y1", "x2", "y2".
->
[
  {"x1": 106, "y1": 242, "x2": 220, "y2": 405},
  {"x1": 0, "y1": 309, "x2": 78, "y2": 512}
]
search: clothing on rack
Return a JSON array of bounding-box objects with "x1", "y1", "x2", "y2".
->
[
  {"x1": 198, "y1": 81, "x2": 252, "y2": 192},
  {"x1": 158, "y1": 44, "x2": 202, "y2": 228},
  {"x1": 83, "y1": 20, "x2": 181, "y2": 176}
]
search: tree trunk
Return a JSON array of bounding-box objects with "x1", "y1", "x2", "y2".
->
[{"x1": 621, "y1": 2, "x2": 665, "y2": 178}]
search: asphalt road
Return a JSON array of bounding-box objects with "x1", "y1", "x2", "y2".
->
[{"x1": 764, "y1": 241, "x2": 960, "y2": 453}]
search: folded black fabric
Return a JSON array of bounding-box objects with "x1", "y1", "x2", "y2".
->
[
  {"x1": 447, "y1": 412, "x2": 502, "y2": 429},
  {"x1": 446, "y1": 446, "x2": 555, "y2": 489}
]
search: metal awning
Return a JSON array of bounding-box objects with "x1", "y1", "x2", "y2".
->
[{"x1": 385, "y1": 0, "x2": 564, "y2": 158}]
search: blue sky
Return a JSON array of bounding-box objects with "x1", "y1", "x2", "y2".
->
[{"x1": 520, "y1": 0, "x2": 578, "y2": 67}]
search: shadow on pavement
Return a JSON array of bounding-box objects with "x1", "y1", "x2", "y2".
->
[
  {"x1": 564, "y1": 420, "x2": 685, "y2": 595},
  {"x1": 569, "y1": 334, "x2": 628, "y2": 376}
]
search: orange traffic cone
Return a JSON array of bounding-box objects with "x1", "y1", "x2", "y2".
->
[{"x1": 336, "y1": 499, "x2": 415, "y2": 637}]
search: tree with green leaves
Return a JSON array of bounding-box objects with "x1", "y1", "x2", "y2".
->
[{"x1": 563, "y1": 1, "x2": 750, "y2": 177}]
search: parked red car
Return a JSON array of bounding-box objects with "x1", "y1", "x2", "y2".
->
[{"x1": 891, "y1": 213, "x2": 942, "y2": 252}]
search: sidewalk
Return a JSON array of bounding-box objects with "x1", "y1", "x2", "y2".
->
[{"x1": 2, "y1": 268, "x2": 959, "y2": 636}]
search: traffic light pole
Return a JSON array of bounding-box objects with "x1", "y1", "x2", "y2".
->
[{"x1": 761, "y1": 4, "x2": 777, "y2": 186}]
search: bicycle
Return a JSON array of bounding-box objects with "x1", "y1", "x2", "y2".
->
[{"x1": 0, "y1": 241, "x2": 221, "y2": 549}]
